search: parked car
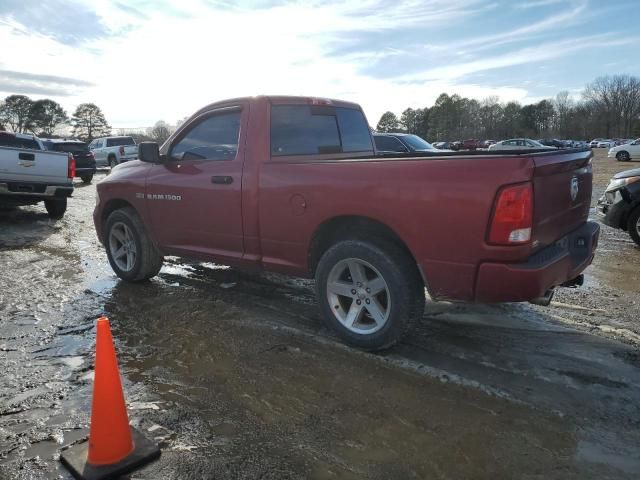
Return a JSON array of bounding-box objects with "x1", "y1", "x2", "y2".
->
[
  {"x1": 373, "y1": 133, "x2": 439, "y2": 153},
  {"x1": 597, "y1": 140, "x2": 614, "y2": 148},
  {"x1": 608, "y1": 138, "x2": 640, "y2": 162},
  {"x1": 488, "y1": 138, "x2": 555, "y2": 151},
  {"x1": 449, "y1": 141, "x2": 462, "y2": 151},
  {"x1": 0, "y1": 131, "x2": 74, "y2": 218},
  {"x1": 462, "y1": 139, "x2": 481, "y2": 150},
  {"x1": 589, "y1": 138, "x2": 605, "y2": 148},
  {"x1": 94, "y1": 95, "x2": 598, "y2": 350},
  {"x1": 597, "y1": 168, "x2": 640, "y2": 245},
  {"x1": 537, "y1": 138, "x2": 564, "y2": 149},
  {"x1": 483, "y1": 140, "x2": 496, "y2": 147},
  {"x1": 43, "y1": 139, "x2": 97, "y2": 183},
  {"x1": 89, "y1": 136, "x2": 138, "y2": 168}
]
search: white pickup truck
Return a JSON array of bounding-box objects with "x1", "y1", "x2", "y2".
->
[
  {"x1": 88, "y1": 136, "x2": 138, "y2": 168},
  {"x1": 0, "y1": 131, "x2": 74, "y2": 219}
]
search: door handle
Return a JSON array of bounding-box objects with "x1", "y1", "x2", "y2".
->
[
  {"x1": 19, "y1": 153, "x2": 35, "y2": 161},
  {"x1": 211, "y1": 176, "x2": 233, "y2": 185}
]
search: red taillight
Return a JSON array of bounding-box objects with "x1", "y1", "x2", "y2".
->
[
  {"x1": 488, "y1": 182, "x2": 533, "y2": 245},
  {"x1": 68, "y1": 153, "x2": 76, "y2": 178},
  {"x1": 119, "y1": 146, "x2": 125, "y2": 155}
]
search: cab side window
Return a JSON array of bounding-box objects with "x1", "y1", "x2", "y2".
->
[{"x1": 170, "y1": 110, "x2": 241, "y2": 161}]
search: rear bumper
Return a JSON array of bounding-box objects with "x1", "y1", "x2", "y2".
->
[
  {"x1": 474, "y1": 221, "x2": 599, "y2": 303},
  {"x1": 0, "y1": 182, "x2": 73, "y2": 199}
]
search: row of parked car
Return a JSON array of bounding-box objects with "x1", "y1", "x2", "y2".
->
[{"x1": 0, "y1": 131, "x2": 139, "y2": 219}]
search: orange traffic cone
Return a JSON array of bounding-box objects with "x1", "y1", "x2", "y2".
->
[{"x1": 60, "y1": 317, "x2": 160, "y2": 480}]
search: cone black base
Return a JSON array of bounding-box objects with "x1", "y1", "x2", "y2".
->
[{"x1": 60, "y1": 426, "x2": 160, "y2": 480}]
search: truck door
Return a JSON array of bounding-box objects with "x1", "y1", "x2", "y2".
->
[{"x1": 145, "y1": 105, "x2": 246, "y2": 262}]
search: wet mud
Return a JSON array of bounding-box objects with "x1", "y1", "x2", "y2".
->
[{"x1": 1, "y1": 152, "x2": 639, "y2": 479}]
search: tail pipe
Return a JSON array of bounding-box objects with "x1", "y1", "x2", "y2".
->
[{"x1": 529, "y1": 274, "x2": 584, "y2": 307}]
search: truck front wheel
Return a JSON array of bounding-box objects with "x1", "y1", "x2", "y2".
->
[
  {"x1": 105, "y1": 207, "x2": 164, "y2": 281},
  {"x1": 44, "y1": 198, "x2": 67, "y2": 219},
  {"x1": 315, "y1": 240, "x2": 425, "y2": 351}
]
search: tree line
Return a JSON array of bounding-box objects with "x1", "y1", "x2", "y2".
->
[
  {"x1": 376, "y1": 74, "x2": 640, "y2": 141},
  {"x1": 0, "y1": 94, "x2": 174, "y2": 144}
]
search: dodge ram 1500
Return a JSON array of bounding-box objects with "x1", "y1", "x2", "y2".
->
[{"x1": 93, "y1": 96, "x2": 599, "y2": 350}]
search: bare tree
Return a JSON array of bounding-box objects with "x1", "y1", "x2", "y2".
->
[
  {"x1": 148, "y1": 120, "x2": 173, "y2": 144},
  {"x1": 584, "y1": 75, "x2": 640, "y2": 138}
]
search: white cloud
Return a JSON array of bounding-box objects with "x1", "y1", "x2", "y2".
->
[{"x1": 0, "y1": 0, "x2": 636, "y2": 128}]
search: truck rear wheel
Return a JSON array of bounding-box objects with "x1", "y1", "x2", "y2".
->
[
  {"x1": 109, "y1": 156, "x2": 118, "y2": 169},
  {"x1": 44, "y1": 198, "x2": 67, "y2": 219},
  {"x1": 81, "y1": 174, "x2": 93, "y2": 184},
  {"x1": 105, "y1": 207, "x2": 164, "y2": 282},
  {"x1": 627, "y1": 206, "x2": 640, "y2": 246},
  {"x1": 315, "y1": 239, "x2": 424, "y2": 351}
]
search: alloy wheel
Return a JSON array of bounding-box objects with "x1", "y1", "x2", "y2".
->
[
  {"x1": 326, "y1": 258, "x2": 391, "y2": 334},
  {"x1": 109, "y1": 222, "x2": 137, "y2": 272}
]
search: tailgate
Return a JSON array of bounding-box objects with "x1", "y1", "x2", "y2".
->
[
  {"x1": 124, "y1": 145, "x2": 138, "y2": 157},
  {"x1": 532, "y1": 149, "x2": 592, "y2": 248},
  {"x1": 0, "y1": 147, "x2": 70, "y2": 184}
]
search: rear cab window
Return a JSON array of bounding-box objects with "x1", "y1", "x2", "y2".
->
[
  {"x1": 52, "y1": 143, "x2": 89, "y2": 153},
  {"x1": 0, "y1": 133, "x2": 40, "y2": 150},
  {"x1": 106, "y1": 137, "x2": 135, "y2": 147},
  {"x1": 270, "y1": 103, "x2": 373, "y2": 158}
]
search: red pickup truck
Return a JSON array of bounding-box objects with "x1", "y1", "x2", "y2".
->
[{"x1": 93, "y1": 96, "x2": 599, "y2": 350}]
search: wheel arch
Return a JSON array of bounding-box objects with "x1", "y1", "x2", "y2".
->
[{"x1": 308, "y1": 215, "x2": 425, "y2": 286}]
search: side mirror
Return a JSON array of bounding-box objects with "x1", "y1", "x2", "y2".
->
[{"x1": 139, "y1": 142, "x2": 161, "y2": 163}]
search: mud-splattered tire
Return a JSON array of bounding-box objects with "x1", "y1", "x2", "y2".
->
[
  {"x1": 81, "y1": 175, "x2": 93, "y2": 184},
  {"x1": 105, "y1": 207, "x2": 163, "y2": 282},
  {"x1": 315, "y1": 239, "x2": 424, "y2": 351},
  {"x1": 44, "y1": 198, "x2": 67, "y2": 219},
  {"x1": 627, "y1": 206, "x2": 640, "y2": 246}
]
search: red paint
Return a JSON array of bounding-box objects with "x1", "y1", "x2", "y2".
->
[{"x1": 94, "y1": 96, "x2": 598, "y2": 302}]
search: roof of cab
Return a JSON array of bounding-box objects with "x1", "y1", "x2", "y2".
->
[{"x1": 193, "y1": 95, "x2": 362, "y2": 117}]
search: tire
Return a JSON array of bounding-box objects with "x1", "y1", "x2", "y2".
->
[
  {"x1": 627, "y1": 206, "x2": 640, "y2": 246},
  {"x1": 616, "y1": 151, "x2": 630, "y2": 162},
  {"x1": 44, "y1": 198, "x2": 67, "y2": 219},
  {"x1": 81, "y1": 174, "x2": 93, "y2": 184},
  {"x1": 105, "y1": 207, "x2": 164, "y2": 281},
  {"x1": 315, "y1": 239, "x2": 425, "y2": 351},
  {"x1": 109, "y1": 156, "x2": 118, "y2": 169}
]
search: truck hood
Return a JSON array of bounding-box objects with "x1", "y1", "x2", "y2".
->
[{"x1": 613, "y1": 167, "x2": 640, "y2": 179}]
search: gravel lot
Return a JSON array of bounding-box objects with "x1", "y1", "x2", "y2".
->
[{"x1": 1, "y1": 149, "x2": 639, "y2": 479}]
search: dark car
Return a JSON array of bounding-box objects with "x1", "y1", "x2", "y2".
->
[
  {"x1": 43, "y1": 140, "x2": 97, "y2": 183},
  {"x1": 597, "y1": 168, "x2": 640, "y2": 245},
  {"x1": 538, "y1": 138, "x2": 564, "y2": 149},
  {"x1": 373, "y1": 133, "x2": 438, "y2": 154}
]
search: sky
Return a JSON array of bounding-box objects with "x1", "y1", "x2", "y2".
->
[{"x1": 1, "y1": 0, "x2": 639, "y2": 129}]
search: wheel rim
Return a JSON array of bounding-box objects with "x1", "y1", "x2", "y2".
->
[
  {"x1": 109, "y1": 222, "x2": 137, "y2": 272},
  {"x1": 326, "y1": 258, "x2": 391, "y2": 334}
]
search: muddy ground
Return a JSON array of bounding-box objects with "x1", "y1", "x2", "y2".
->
[{"x1": 1, "y1": 149, "x2": 639, "y2": 479}]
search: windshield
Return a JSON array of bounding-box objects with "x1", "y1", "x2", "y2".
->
[
  {"x1": 402, "y1": 134, "x2": 434, "y2": 151},
  {"x1": 529, "y1": 139, "x2": 545, "y2": 147}
]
